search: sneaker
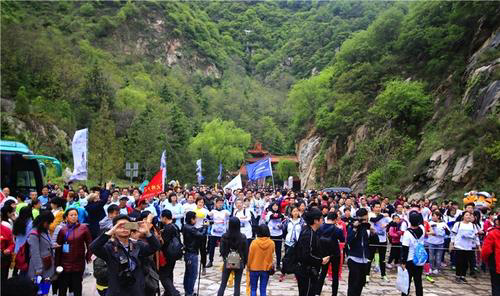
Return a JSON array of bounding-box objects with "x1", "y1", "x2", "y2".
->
[
  {"x1": 433, "y1": 269, "x2": 439, "y2": 275},
  {"x1": 366, "y1": 275, "x2": 370, "y2": 283},
  {"x1": 425, "y1": 275, "x2": 435, "y2": 283},
  {"x1": 382, "y1": 275, "x2": 390, "y2": 282},
  {"x1": 202, "y1": 267, "x2": 206, "y2": 276},
  {"x1": 206, "y1": 261, "x2": 213, "y2": 268},
  {"x1": 386, "y1": 263, "x2": 393, "y2": 269},
  {"x1": 374, "y1": 266, "x2": 380, "y2": 273},
  {"x1": 455, "y1": 276, "x2": 462, "y2": 284},
  {"x1": 461, "y1": 277, "x2": 468, "y2": 283}
]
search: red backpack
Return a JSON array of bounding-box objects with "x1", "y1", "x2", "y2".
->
[{"x1": 15, "y1": 230, "x2": 39, "y2": 272}]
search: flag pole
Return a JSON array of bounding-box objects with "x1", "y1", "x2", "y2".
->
[{"x1": 269, "y1": 157, "x2": 275, "y2": 190}]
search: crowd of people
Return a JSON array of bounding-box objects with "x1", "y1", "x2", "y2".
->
[{"x1": 0, "y1": 182, "x2": 498, "y2": 296}]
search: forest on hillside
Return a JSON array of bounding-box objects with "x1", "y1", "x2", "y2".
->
[
  {"x1": 1, "y1": 1, "x2": 498, "y2": 196},
  {"x1": 1, "y1": 1, "x2": 387, "y2": 184}
]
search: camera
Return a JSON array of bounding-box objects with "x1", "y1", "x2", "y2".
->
[{"x1": 118, "y1": 255, "x2": 135, "y2": 286}]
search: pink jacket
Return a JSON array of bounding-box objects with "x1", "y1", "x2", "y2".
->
[{"x1": 389, "y1": 225, "x2": 403, "y2": 244}]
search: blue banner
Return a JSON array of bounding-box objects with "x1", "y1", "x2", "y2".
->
[{"x1": 246, "y1": 157, "x2": 272, "y2": 181}]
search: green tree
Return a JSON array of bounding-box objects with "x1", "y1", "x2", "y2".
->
[
  {"x1": 189, "y1": 118, "x2": 251, "y2": 183},
  {"x1": 88, "y1": 99, "x2": 123, "y2": 184},
  {"x1": 14, "y1": 86, "x2": 30, "y2": 115},
  {"x1": 369, "y1": 79, "x2": 432, "y2": 135},
  {"x1": 81, "y1": 63, "x2": 114, "y2": 112},
  {"x1": 275, "y1": 159, "x2": 298, "y2": 181},
  {"x1": 258, "y1": 116, "x2": 285, "y2": 154}
]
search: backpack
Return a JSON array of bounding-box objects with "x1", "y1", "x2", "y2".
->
[
  {"x1": 143, "y1": 259, "x2": 160, "y2": 294},
  {"x1": 165, "y1": 226, "x2": 183, "y2": 261},
  {"x1": 281, "y1": 243, "x2": 300, "y2": 274},
  {"x1": 409, "y1": 229, "x2": 427, "y2": 266},
  {"x1": 225, "y1": 250, "x2": 242, "y2": 270},
  {"x1": 15, "y1": 230, "x2": 39, "y2": 272}
]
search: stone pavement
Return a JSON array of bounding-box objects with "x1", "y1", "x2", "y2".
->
[{"x1": 82, "y1": 252, "x2": 492, "y2": 296}]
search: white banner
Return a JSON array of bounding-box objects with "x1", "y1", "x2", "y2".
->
[
  {"x1": 70, "y1": 128, "x2": 88, "y2": 181},
  {"x1": 224, "y1": 174, "x2": 242, "y2": 191}
]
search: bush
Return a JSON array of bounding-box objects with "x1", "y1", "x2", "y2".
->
[
  {"x1": 79, "y1": 3, "x2": 95, "y2": 17},
  {"x1": 369, "y1": 79, "x2": 432, "y2": 135}
]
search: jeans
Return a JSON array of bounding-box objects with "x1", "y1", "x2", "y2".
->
[
  {"x1": 271, "y1": 236, "x2": 282, "y2": 268},
  {"x1": 347, "y1": 259, "x2": 367, "y2": 296},
  {"x1": 249, "y1": 271, "x2": 269, "y2": 296},
  {"x1": 317, "y1": 256, "x2": 340, "y2": 296},
  {"x1": 160, "y1": 260, "x2": 180, "y2": 296},
  {"x1": 217, "y1": 266, "x2": 243, "y2": 296},
  {"x1": 402, "y1": 261, "x2": 422, "y2": 296},
  {"x1": 183, "y1": 252, "x2": 199, "y2": 296},
  {"x1": 428, "y1": 243, "x2": 443, "y2": 271}
]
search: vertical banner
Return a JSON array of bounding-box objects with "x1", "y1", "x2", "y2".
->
[
  {"x1": 160, "y1": 150, "x2": 167, "y2": 191},
  {"x1": 217, "y1": 161, "x2": 223, "y2": 184},
  {"x1": 196, "y1": 159, "x2": 203, "y2": 185},
  {"x1": 70, "y1": 128, "x2": 88, "y2": 181}
]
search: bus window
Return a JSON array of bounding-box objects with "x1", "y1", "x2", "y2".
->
[{"x1": 16, "y1": 170, "x2": 37, "y2": 195}]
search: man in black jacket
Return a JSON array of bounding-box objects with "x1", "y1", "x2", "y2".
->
[
  {"x1": 295, "y1": 208, "x2": 330, "y2": 296},
  {"x1": 182, "y1": 211, "x2": 204, "y2": 296},
  {"x1": 346, "y1": 208, "x2": 373, "y2": 296},
  {"x1": 160, "y1": 210, "x2": 181, "y2": 296},
  {"x1": 89, "y1": 214, "x2": 161, "y2": 296},
  {"x1": 316, "y1": 212, "x2": 345, "y2": 296}
]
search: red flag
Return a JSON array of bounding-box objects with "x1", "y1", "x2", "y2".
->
[{"x1": 142, "y1": 169, "x2": 164, "y2": 200}]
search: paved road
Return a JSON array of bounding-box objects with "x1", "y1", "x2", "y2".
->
[{"x1": 82, "y1": 253, "x2": 492, "y2": 296}]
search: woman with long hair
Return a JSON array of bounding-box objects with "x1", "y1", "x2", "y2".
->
[
  {"x1": 12, "y1": 206, "x2": 34, "y2": 276},
  {"x1": 1, "y1": 203, "x2": 16, "y2": 229},
  {"x1": 27, "y1": 210, "x2": 55, "y2": 295},
  {"x1": 217, "y1": 217, "x2": 247, "y2": 296},
  {"x1": 55, "y1": 208, "x2": 92, "y2": 296}
]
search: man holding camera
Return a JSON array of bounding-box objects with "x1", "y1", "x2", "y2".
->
[
  {"x1": 90, "y1": 214, "x2": 161, "y2": 296},
  {"x1": 346, "y1": 208, "x2": 373, "y2": 296}
]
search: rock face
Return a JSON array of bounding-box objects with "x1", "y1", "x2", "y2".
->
[
  {"x1": 295, "y1": 26, "x2": 497, "y2": 196},
  {"x1": 297, "y1": 129, "x2": 322, "y2": 190}
]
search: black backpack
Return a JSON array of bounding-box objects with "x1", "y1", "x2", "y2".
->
[
  {"x1": 165, "y1": 225, "x2": 184, "y2": 261},
  {"x1": 281, "y1": 243, "x2": 300, "y2": 274}
]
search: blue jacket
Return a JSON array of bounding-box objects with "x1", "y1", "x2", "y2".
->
[{"x1": 347, "y1": 224, "x2": 371, "y2": 260}]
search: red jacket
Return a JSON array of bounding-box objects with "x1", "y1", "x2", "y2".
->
[
  {"x1": 55, "y1": 223, "x2": 92, "y2": 272},
  {"x1": 481, "y1": 226, "x2": 500, "y2": 274},
  {"x1": 0, "y1": 224, "x2": 14, "y2": 268}
]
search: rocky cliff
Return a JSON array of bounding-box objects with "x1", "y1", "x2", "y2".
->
[{"x1": 297, "y1": 27, "x2": 499, "y2": 198}]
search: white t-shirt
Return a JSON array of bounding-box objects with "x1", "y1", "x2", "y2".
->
[
  {"x1": 427, "y1": 221, "x2": 448, "y2": 245},
  {"x1": 266, "y1": 212, "x2": 283, "y2": 237},
  {"x1": 233, "y1": 208, "x2": 252, "y2": 239},
  {"x1": 285, "y1": 218, "x2": 302, "y2": 246},
  {"x1": 451, "y1": 222, "x2": 480, "y2": 250},
  {"x1": 183, "y1": 203, "x2": 197, "y2": 216},
  {"x1": 371, "y1": 215, "x2": 390, "y2": 243},
  {"x1": 402, "y1": 225, "x2": 425, "y2": 263},
  {"x1": 421, "y1": 207, "x2": 431, "y2": 221},
  {"x1": 210, "y1": 209, "x2": 230, "y2": 237}
]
